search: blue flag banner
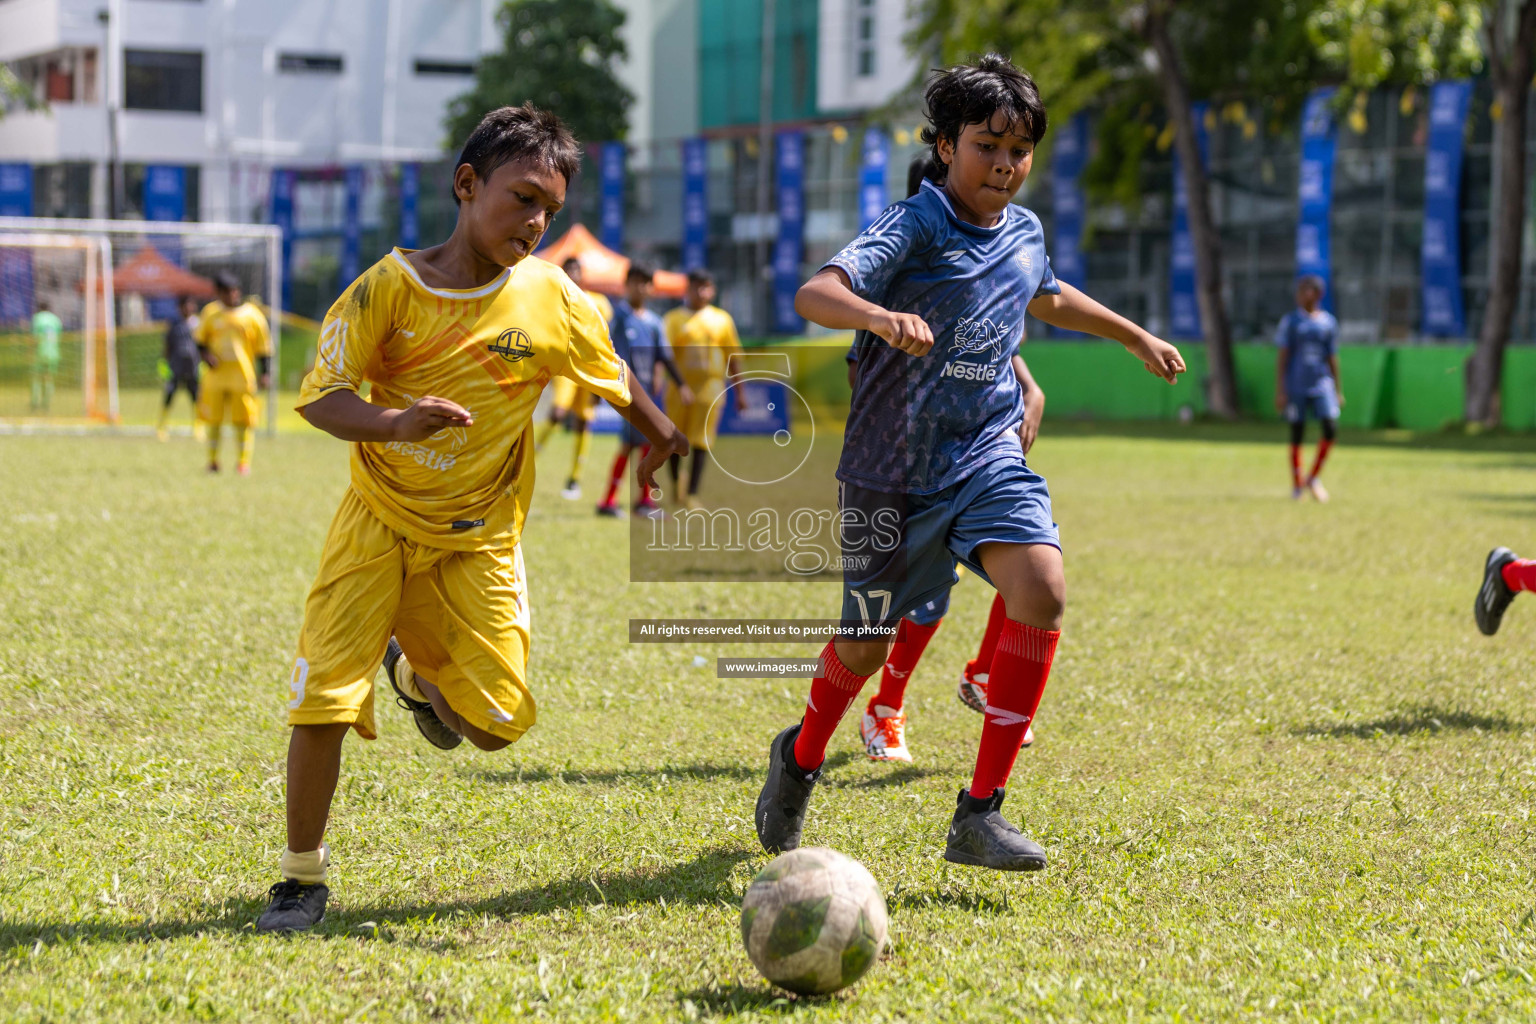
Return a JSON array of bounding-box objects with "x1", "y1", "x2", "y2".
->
[
  {"x1": 1297, "y1": 88, "x2": 1338, "y2": 314},
  {"x1": 1422, "y1": 80, "x2": 1472, "y2": 337},
  {"x1": 682, "y1": 138, "x2": 708, "y2": 272},
  {"x1": 1169, "y1": 103, "x2": 1210, "y2": 340},
  {"x1": 600, "y1": 142, "x2": 626, "y2": 251},
  {"x1": 859, "y1": 127, "x2": 889, "y2": 230},
  {"x1": 772, "y1": 130, "x2": 805, "y2": 333},
  {"x1": 1050, "y1": 113, "x2": 1090, "y2": 337},
  {"x1": 143, "y1": 165, "x2": 188, "y2": 318},
  {"x1": 340, "y1": 165, "x2": 364, "y2": 287},
  {"x1": 0, "y1": 163, "x2": 33, "y2": 324},
  {"x1": 399, "y1": 163, "x2": 420, "y2": 249},
  {"x1": 269, "y1": 168, "x2": 296, "y2": 313}
]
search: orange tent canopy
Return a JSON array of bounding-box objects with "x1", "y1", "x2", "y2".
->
[
  {"x1": 536, "y1": 223, "x2": 687, "y2": 299},
  {"x1": 92, "y1": 245, "x2": 216, "y2": 297}
]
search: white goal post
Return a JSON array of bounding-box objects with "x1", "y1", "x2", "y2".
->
[{"x1": 0, "y1": 217, "x2": 283, "y2": 435}]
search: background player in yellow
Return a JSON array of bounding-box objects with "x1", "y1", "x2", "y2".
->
[
  {"x1": 195, "y1": 272, "x2": 271, "y2": 474},
  {"x1": 535, "y1": 255, "x2": 611, "y2": 499},
  {"x1": 662, "y1": 268, "x2": 745, "y2": 506},
  {"x1": 256, "y1": 104, "x2": 688, "y2": 934}
]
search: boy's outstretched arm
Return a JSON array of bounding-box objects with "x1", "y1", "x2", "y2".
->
[
  {"x1": 796, "y1": 268, "x2": 934, "y2": 356},
  {"x1": 301, "y1": 389, "x2": 472, "y2": 442},
  {"x1": 1028, "y1": 282, "x2": 1185, "y2": 383},
  {"x1": 613, "y1": 375, "x2": 689, "y2": 494}
]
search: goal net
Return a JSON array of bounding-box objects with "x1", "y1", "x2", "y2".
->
[{"x1": 0, "y1": 217, "x2": 282, "y2": 433}]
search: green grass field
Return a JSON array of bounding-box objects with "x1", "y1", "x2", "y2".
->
[{"x1": 4, "y1": 421, "x2": 1536, "y2": 1022}]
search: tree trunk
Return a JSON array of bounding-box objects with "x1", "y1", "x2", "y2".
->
[
  {"x1": 1145, "y1": 5, "x2": 1238, "y2": 418},
  {"x1": 1466, "y1": 1, "x2": 1536, "y2": 425}
]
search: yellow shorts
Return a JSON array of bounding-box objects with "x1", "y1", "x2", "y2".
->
[
  {"x1": 286, "y1": 489, "x2": 535, "y2": 743},
  {"x1": 200, "y1": 376, "x2": 259, "y2": 428},
  {"x1": 667, "y1": 376, "x2": 727, "y2": 449},
  {"x1": 549, "y1": 376, "x2": 597, "y2": 425}
]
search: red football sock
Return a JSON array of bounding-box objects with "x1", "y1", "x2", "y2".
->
[
  {"x1": 966, "y1": 593, "x2": 1008, "y2": 677},
  {"x1": 969, "y1": 620, "x2": 1059, "y2": 799},
  {"x1": 1502, "y1": 559, "x2": 1536, "y2": 593},
  {"x1": 1289, "y1": 445, "x2": 1303, "y2": 489},
  {"x1": 1308, "y1": 439, "x2": 1333, "y2": 480},
  {"x1": 872, "y1": 618, "x2": 941, "y2": 710},
  {"x1": 793, "y1": 641, "x2": 872, "y2": 771},
  {"x1": 603, "y1": 451, "x2": 629, "y2": 506}
]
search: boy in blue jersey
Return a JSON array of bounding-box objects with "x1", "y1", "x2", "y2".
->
[
  {"x1": 754, "y1": 54, "x2": 1184, "y2": 871},
  {"x1": 1275, "y1": 275, "x2": 1343, "y2": 501},
  {"x1": 597, "y1": 262, "x2": 689, "y2": 517}
]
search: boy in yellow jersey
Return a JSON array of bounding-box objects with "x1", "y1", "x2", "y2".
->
[
  {"x1": 535, "y1": 256, "x2": 611, "y2": 499},
  {"x1": 195, "y1": 272, "x2": 272, "y2": 474},
  {"x1": 256, "y1": 104, "x2": 687, "y2": 932},
  {"x1": 662, "y1": 268, "x2": 745, "y2": 505}
]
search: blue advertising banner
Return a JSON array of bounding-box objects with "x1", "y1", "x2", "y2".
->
[
  {"x1": 772, "y1": 130, "x2": 805, "y2": 333},
  {"x1": 1050, "y1": 113, "x2": 1090, "y2": 336},
  {"x1": 269, "y1": 168, "x2": 296, "y2": 313},
  {"x1": 0, "y1": 163, "x2": 35, "y2": 323},
  {"x1": 0, "y1": 162, "x2": 31, "y2": 216},
  {"x1": 600, "y1": 142, "x2": 626, "y2": 251},
  {"x1": 143, "y1": 165, "x2": 188, "y2": 318},
  {"x1": 681, "y1": 138, "x2": 708, "y2": 272},
  {"x1": 1422, "y1": 80, "x2": 1472, "y2": 337},
  {"x1": 859, "y1": 127, "x2": 889, "y2": 230},
  {"x1": 399, "y1": 162, "x2": 420, "y2": 249},
  {"x1": 1169, "y1": 103, "x2": 1210, "y2": 340},
  {"x1": 1297, "y1": 88, "x2": 1338, "y2": 314},
  {"x1": 340, "y1": 165, "x2": 364, "y2": 287}
]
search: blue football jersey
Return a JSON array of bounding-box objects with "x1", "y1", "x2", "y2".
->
[
  {"x1": 609, "y1": 301, "x2": 671, "y2": 396},
  {"x1": 1276, "y1": 308, "x2": 1338, "y2": 398},
  {"x1": 827, "y1": 180, "x2": 1060, "y2": 494}
]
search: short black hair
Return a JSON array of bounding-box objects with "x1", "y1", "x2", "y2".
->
[
  {"x1": 920, "y1": 54, "x2": 1048, "y2": 181},
  {"x1": 686, "y1": 268, "x2": 714, "y2": 287},
  {"x1": 454, "y1": 104, "x2": 581, "y2": 205},
  {"x1": 906, "y1": 152, "x2": 939, "y2": 198},
  {"x1": 214, "y1": 272, "x2": 240, "y2": 292},
  {"x1": 177, "y1": 293, "x2": 196, "y2": 308},
  {"x1": 626, "y1": 261, "x2": 655, "y2": 284},
  {"x1": 562, "y1": 256, "x2": 583, "y2": 273}
]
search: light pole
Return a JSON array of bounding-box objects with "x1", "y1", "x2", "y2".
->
[{"x1": 96, "y1": 7, "x2": 121, "y2": 218}]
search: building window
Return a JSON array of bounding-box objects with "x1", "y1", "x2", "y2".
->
[
  {"x1": 124, "y1": 49, "x2": 203, "y2": 112},
  {"x1": 413, "y1": 59, "x2": 475, "y2": 77},
  {"x1": 855, "y1": 0, "x2": 876, "y2": 78},
  {"x1": 278, "y1": 53, "x2": 344, "y2": 74}
]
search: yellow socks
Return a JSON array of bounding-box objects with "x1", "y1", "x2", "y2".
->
[
  {"x1": 237, "y1": 427, "x2": 253, "y2": 471},
  {"x1": 534, "y1": 418, "x2": 559, "y2": 451},
  {"x1": 280, "y1": 844, "x2": 329, "y2": 884},
  {"x1": 392, "y1": 650, "x2": 426, "y2": 702},
  {"x1": 206, "y1": 424, "x2": 221, "y2": 466}
]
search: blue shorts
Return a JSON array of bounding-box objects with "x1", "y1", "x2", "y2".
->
[
  {"x1": 1285, "y1": 381, "x2": 1340, "y2": 424},
  {"x1": 839, "y1": 456, "x2": 1059, "y2": 630}
]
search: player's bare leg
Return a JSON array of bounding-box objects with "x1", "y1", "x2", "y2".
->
[
  {"x1": 416, "y1": 673, "x2": 512, "y2": 752},
  {"x1": 943, "y1": 541, "x2": 1062, "y2": 871},
  {"x1": 258, "y1": 722, "x2": 347, "y2": 932}
]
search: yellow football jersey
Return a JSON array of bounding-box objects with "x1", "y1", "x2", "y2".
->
[
  {"x1": 664, "y1": 304, "x2": 741, "y2": 385},
  {"x1": 296, "y1": 249, "x2": 631, "y2": 552},
  {"x1": 195, "y1": 300, "x2": 271, "y2": 392}
]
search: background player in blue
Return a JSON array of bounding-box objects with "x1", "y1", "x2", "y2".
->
[
  {"x1": 598, "y1": 262, "x2": 688, "y2": 518},
  {"x1": 754, "y1": 54, "x2": 1185, "y2": 872},
  {"x1": 1275, "y1": 274, "x2": 1344, "y2": 502}
]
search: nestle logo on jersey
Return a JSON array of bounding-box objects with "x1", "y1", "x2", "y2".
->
[
  {"x1": 487, "y1": 327, "x2": 532, "y2": 361},
  {"x1": 940, "y1": 361, "x2": 998, "y2": 381}
]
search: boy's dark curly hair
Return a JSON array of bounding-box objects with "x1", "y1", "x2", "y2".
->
[
  {"x1": 454, "y1": 104, "x2": 581, "y2": 204},
  {"x1": 920, "y1": 54, "x2": 1048, "y2": 181}
]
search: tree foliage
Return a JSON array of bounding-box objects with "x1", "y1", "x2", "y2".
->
[
  {"x1": 0, "y1": 65, "x2": 44, "y2": 121},
  {"x1": 1306, "y1": 0, "x2": 1485, "y2": 92},
  {"x1": 444, "y1": 0, "x2": 634, "y2": 151}
]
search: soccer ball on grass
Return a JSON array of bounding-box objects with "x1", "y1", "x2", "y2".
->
[{"x1": 740, "y1": 846, "x2": 889, "y2": 995}]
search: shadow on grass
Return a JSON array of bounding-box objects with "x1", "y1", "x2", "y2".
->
[
  {"x1": 839, "y1": 764, "x2": 939, "y2": 790},
  {"x1": 1293, "y1": 704, "x2": 1528, "y2": 739},
  {"x1": 888, "y1": 883, "x2": 1018, "y2": 915},
  {"x1": 677, "y1": 983, "x2": 808, "y2": 1017},
  {"x1": 0, "y1": 845, "x2": 759, "y2": 952},
  {"x1": 469, "y1": 751, "x2": 857, "y2": 788}
]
